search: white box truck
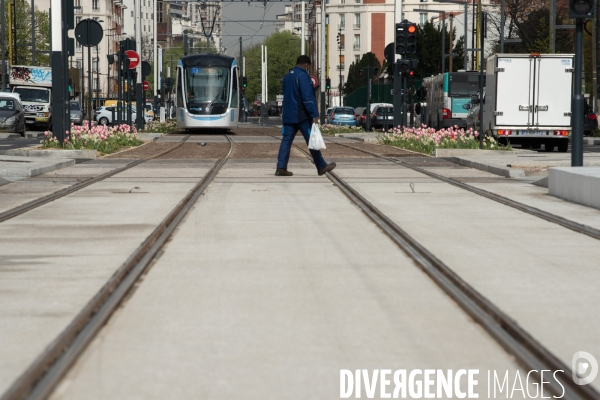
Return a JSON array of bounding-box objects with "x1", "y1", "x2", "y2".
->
[
  {"x1": 482, "y1": 54, "x2": 574, "y2": 152},
  {"x1": 9, "y1": 65, "x2": 52, "y2": 130}
]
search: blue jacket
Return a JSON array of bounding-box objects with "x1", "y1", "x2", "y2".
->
[{"x1": 282, "y1": 66, "x2": 319, "y2": 124}]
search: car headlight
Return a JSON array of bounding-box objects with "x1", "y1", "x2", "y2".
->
[{"x1": 5, "y1": 116, "x2": 16, "y2": 124}]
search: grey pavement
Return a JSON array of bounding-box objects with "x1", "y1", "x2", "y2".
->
[
  {"x1": 50, "y1": 159, "x2": 528, "y2": 399},
  {"x1": 0, "y1": 160, "x2": 217, "y2": 396}
]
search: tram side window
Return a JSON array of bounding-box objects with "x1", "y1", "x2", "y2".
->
[
  {"x1": 231, "y1": 67, "x2": 238, "y2": 108},
  {"x1": 177, "y1": 70, "x2": 183, "y2": 107}
]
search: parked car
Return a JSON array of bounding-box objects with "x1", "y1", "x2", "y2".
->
[
  {"x1": 325, "y1": 107, "x2": 333, "y2": 124},
  {"x1": 144, "y1": 103, "x2": 155, "y2": 118},
  {"x1": 584, "y1": 102, "x2": 597, "y2": 136},
  {"x1": 371, "y1": 106, "x2": 394, "y2": 130},
  {"x1": 329, "y1": 106, "x2": 357, "y2": 127},
  {"x1": 358, "y1": 108, "x2": 368, "y2": 129},
  {"x1": 94, "y1": 106, "x2": 152, "y2": 125},
  {"x1": 70, "y1": 101, "x2": 84, "y2": 125},
  {"x1": 464, "y1": 92, "x2": 483, "y2": 133},
  {"x1": 0, "y1": 95, "x2": 26, "y2": 135}
]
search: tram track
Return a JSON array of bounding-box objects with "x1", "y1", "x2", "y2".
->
[
  {"x1": 285, "y1": 137, "x2": 599, "y2": 400},
  {"x1": 1, "y1": 135, "x2": 234, "y2": 400},
  {"x1": 0, "y1": 134, "x2": 191, "y2": 223},
  {"x1": 328, "y1": 138, "x2": 600, "y2": 241}
]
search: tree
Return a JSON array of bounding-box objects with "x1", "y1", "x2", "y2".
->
[
  {"x1": 243, "y1": 31, "x2": 300, "y2": 104},
  {"x1": 1, "y1": 1, "x2": 50, "y2": 66},
  {"x1": 343, "y1": 52, "x2": 381, "y2": 95},
  {"x1": 412, "y1": 19, "x2": 465, "y2": 79}
]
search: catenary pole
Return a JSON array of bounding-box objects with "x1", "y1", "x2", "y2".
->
[
  {"x1": 135, "y1": 0, "x2": 143, "y2": 129},
  {"x1": 500, "y1": 0, "x2": 505, "y2": 53},
  {"x1": 572, "y1": 20, "x2": 584, "y2": 166},
  {"x1": 1, "y1": 0, "x2": 5, "y2": 92},
  {"x1": 153, "y1": 0, "x2": 158, "y2": 102},
  {"x1": 320, "y1": 0, "x2": 325, "y2": 124},
  {"x1": 301, "y1": 1, "x2": 305, "y2": 55}
]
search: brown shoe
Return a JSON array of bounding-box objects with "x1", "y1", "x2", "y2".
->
[
  {"x1": 318, "y1": 162, "x2": 336, "y2": 176},
  {"x1": 275, "y1": 168, "x2": 293, "y2": 176}
]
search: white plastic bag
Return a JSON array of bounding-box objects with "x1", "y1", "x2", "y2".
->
[{"x1": 308, "y1": 123, "x2": 326, "y2": 150}]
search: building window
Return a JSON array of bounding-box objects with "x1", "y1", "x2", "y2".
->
[
  {"x1": 340, "y1": 0, "x2": 345, "y2": 4},
  {"x1": 92, "y1": 0, "x2": 99, "y2": 10},
  {"x1": 92, "y1": 59, "x2": 98, "y2": 72},
  {"x1": 420, "y1": 13, "x2": 427, "y2": 25},
  {"x1": 339, "y1": 14, "x2": 345, "y2": 28},
  {"x1": 354, "y1": 13, "x2": 360, "y2": 28},
  {"x1": 339, "y1": 34, "x2": 345, "y2": 50},
  {"x1": 355, "y1": 55, "x2": 360, "y2": 63},
  {"x1": 93, "y1": 78, "x2": 98, "y2": 91},
  {"x1": 354, "y1": 34, "x2": 360, "y2": 50}
]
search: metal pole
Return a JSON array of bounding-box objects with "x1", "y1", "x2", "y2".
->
[
  {"x1": 573, "y1": 20, "x2": 584, "y2": 166},
  {"x1": 550, "y1": 0, "x2": 556, "y2": 53},
  {"x1": 88, "y1": 44, "x2": 92, "y2": 127},
  {"x1": 500, "y1": 0, "x2": 505, "y2": 53},
  {"x1": 478, "y1": 11, "x2": 485, "y2": 149},
  {"x1": 135, "y1": 0, "x2": 143, "y2": 130},
  {"x1": 239, "y1": 36, "x2": 243, "y2": 123},
  {"x1": 153, "y1": 0, "x2": 158, "y2": 102},
  {"x1": 320, "y1": 0, "x2": 325, "y2": 124},
  {"x1": 442, "y1": 13, "x2": 446, "y2": 73},
  {"x1": 471, "y1": 0, "x2": 475, "y2": 70},
  {"x1": 449, "y1": 14, "x2": 454, "y2": 72},
  {"x1": 117, "y1": 51, "x2": 122, "y2": 124},
  {"x1": 464, "y1": 1, "x2": 468, "y2": 69},
  {"x1": 50, "y1": 0, "x2": 64, "y2": 143},
  {"x1": 1, "y1": 0, "x2": 5, "y2": 92},
  {"x1": 32, "y1": 0, "x2": 35, "y2": 65},
  {"x1": 301, "y1": 1, "x2": 305, "y2": 55}
]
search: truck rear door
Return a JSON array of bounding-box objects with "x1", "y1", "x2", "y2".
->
[
  {"x1": 494, "y1": 56, "x2": 533, "y2": 127},
  {"x1": 534, "y1": 56, "x2": 573, "y2": 127}
]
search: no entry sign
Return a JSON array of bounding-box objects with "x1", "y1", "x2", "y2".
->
[
  {"x1": 143, "y1": 81, "x2": 150, "y2": 91},
  {"x1": 310, "y1": 76, "x2": 318, "y2": 88},
  {"x1": 124, "y1": 50, "x2": 140, "y2": 69}
]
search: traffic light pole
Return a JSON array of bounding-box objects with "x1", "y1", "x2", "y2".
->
[
  {"x1": 393, "y1": 62, "x2": 403, "y2": 129},
  {"x1": 572, "y1": 19, "x2": 584, "y2": 166}
]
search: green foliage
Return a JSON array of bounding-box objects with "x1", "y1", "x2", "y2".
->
[
  {"x1": 411, "y1": 19, "x2": 464, "y2": 78},
  {"x1": 0, "y1": 2, "x2": 50, "y2": 66},
  {"x1": 344, "y1": 52, "x2": 381, "y2": 95},
  {"x1": 244, "y1": 31, "x2": 301, "y2": 104}
]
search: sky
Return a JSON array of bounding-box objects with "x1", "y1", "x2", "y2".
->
[{"x1": 219, "y1": 1, "x2": 286, "y2": 56}]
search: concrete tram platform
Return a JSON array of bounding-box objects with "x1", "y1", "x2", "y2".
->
[
  {"x1": 549, "y1": 167, "x2": 600, "y2": 210},
  {"x1": 0, "y1": 155, "x2": 75, "y2": 182},
  {"x1": 49, "y1": 158, "x2": 529, "y2": 399}
]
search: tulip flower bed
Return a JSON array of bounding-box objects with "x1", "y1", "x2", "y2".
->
[
  {"x1": 140, "y1": 119, "x2": 178, "y2": 133},
  {"x1": 41, "y1": 122, "x2": 144, "y2": 154},
  {"x1": 319, "y1": 124, "x2": 363, "y2": 135},
  {"x1": 379, "y1": 125, "x2": 510, "y2": 155}
]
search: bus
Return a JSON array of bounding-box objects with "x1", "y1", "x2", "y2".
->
[{"x1": 421, "y1": 72, "x2": 485, "y2": 130}]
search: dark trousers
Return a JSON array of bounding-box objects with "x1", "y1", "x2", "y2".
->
[{"x1": 277, "y1": 119, "x2": 327, "y2": 171}]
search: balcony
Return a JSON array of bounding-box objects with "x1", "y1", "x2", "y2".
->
[
  {"x1": 337, "y1": 63, "x2": 345, "y2": 70},
  {"x1": 353, "y1": 24, "x2": 361, "y2": 29}
]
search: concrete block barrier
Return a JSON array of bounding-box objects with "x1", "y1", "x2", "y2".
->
[{"x1": 549, "y1": 167, "x2": 600, "y2": 210}]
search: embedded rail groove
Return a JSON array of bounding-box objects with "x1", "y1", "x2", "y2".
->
[
  {"x1": 329, "y1": 139, "x2": 600, "y2": 241},
  {"x1": 0, "y1": 134, "x2": 191, "y2": 223},
  {"x1": 287, "y1": 140, "x2": 598, "y2": 400},
  {"x1": 1, "y1": 135, "x2": 234, "y2": 400}
]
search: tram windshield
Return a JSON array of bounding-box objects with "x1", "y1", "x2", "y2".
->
[{"x1": 184, "y1": 66, "x2": 230, "y2": 107}]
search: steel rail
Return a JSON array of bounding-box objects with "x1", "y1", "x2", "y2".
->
[
  {"x1": 0, "y1": 135, "x2": 191, "y2": 223},
  {"x1": 329, "y1": 139, "x2": 600, "y2": 241},
  {"x1": 1, "y1": 135, "x2": 234, "y2": 400},
  {"x1": 285, "y1": 138, "x2": 598, "y2": 400}
]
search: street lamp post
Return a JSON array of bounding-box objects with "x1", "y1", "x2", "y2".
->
[
  {"x1": 432, "y1": 0, "x2": 468, "y2": 70},
  {"x1": 413, "y1": 9, "x2": 455, "y2": 73}
]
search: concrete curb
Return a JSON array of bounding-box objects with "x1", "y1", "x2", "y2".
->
[
  {"x1": 0, "y1": 133, "x2": 21, "y2": 140},
  {"x1": 451, "y1": 157, "x2": 525, "y2": 178},
  {"x1": 584, "y1": 137, "x2": 600, "y2": 146},
  {"x1": 0, "y1": 149, "x2": 97, "y2": 159},
  {"x1": 137, "y1": 133, "x2": 164, "y2": 142},
  {"x1": 435, "y1": 148, "x2": 531, "y2": 157},
  {"x1": 549, "y1": 167, "x2": 600, "y2": 210},
  {"x1": 0, "y1": 157, "x2": 75, "y2": 178}
]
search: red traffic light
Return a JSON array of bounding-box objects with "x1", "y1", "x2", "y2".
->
[
  {"x1": 409, "y1": 70, "x2": 415, "y2": 77},
  {"x1": 407, "y1": 25, "x2": 417, "y2": 34}
]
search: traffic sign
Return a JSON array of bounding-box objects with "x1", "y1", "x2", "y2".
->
[
  {"x1": 310, "y1": 76, "x2": 318, "y2": 88},
  {"x1": 143, "y1": 81, "x2": 150, "y2": 90},
  {"x1": 124, "y1": 50, "x2": 140, "y2": 69},
  {"x1": 75, "y1": 19, "x2": 103, "y2": 47}
]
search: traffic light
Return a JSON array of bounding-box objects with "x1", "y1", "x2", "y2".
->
[
  {"x1": 406, "y1": 22, "x2": 417, "y2": 54},
  {"x1": 397, "y1": 60, "x2": 411, "y2": 74},
  {"x1": 242, "y1": 76, "x2": 247, "y2": 88},
  {"x1": 569, "y1": 0, "x2": 594, "y2": 18},
  {"x1": 408, "y1": 70, "x2": 415, "y2": 84},
  {"x1": 326, "y1": 78, "x2": 331, "y2": 90},
  {"x1": 395, "y1": 22, "x2": 406, "y2": 54}
]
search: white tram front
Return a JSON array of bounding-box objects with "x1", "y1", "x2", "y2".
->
[{"x1": 175, "y1": 54, "x2": 240, "y2": 130}]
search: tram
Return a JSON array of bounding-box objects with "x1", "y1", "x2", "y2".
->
[{"x1": 175, "y1": 54, "x2": 240, "y2": 130}]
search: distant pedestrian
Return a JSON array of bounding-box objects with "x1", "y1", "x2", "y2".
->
[{"x1": 275, "y1": 55, "x2": 336, "y2": 176}]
